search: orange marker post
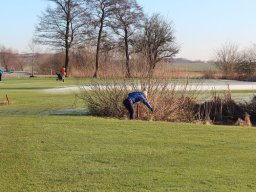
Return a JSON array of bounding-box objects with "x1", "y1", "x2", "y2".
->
[{"x1": 136, "y1": 103, "x2": 140, "y2": 120}]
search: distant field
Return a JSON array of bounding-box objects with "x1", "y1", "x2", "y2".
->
[{"x1": 169, "y1": 62, "x2": 218, "y2": 71}]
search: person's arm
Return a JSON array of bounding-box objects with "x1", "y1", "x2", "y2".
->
[{"x1": 140, "y1": 96, "x2": 153, "y2": 111}]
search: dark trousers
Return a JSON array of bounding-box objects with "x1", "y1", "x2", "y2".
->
[
  {"x1": 123, "y1": 98, "x2": 134, "y2": 119},
  {"x1": 0, "y1": 74, "x2": 2, "y2": 81}
]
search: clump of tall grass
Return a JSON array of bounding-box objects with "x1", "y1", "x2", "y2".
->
[
  {"x1": 195, "y1": 89, "x2": 256, "y2": 125},
  {"x1": 194, "y1": 90, "x2": 244, "y2": 124}
]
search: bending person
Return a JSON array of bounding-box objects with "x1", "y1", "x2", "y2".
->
[
  {"x1": 0, "y1": 69, "x2": 3, "y2": 81},
  {"x1": 123, "y1": 91, "x2": 153, "y2": 119}
]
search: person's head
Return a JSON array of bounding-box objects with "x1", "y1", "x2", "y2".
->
[{"x1": 143, "y1": 90, "x2": 148, "y2": 98}]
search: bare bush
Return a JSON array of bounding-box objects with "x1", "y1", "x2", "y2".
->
[
  {"x1": 79, "y1": 78, "x2": 256, "y2": 125},
  {"x1": 79, "y1": 79, "x2": 131, "y2": 117},
  {"x1": 79, "y1": 78, "x2": 200, "y2": 122}
]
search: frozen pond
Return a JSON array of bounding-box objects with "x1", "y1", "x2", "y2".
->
[
  {"x1": 177, "y1": 80, "x2": 256, "y2": 91},
  {"x1": 44, "y1": 79, "x2": 256, "y2": 93}
]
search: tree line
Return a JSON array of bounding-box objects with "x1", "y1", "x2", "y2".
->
[
  {"x1": 2, "y1": 0, "x2": 256, "y2": 80},
  {"x1": 34, "y1": 0, "x2": 179, "y2": 78},
  {"x1": 215, "y1": 42, "x2": 256, "y2": 80}
]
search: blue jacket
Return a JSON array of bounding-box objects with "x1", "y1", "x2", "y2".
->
[{"x1": 127, "y1": 92, "x2": 153, "y2": 111}]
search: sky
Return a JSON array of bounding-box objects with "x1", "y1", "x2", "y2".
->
[{"x1": 1, "y1": 0, "x2": 256, "y2": 61}]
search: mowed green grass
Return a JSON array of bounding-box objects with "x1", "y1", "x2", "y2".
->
[
  {"x1": 1, "y1": 116, "x2": 256, "y2": 192},
  {"x1": 1, "y1": 77, "x2": 256, "y2": 191},
  {"x1": 0, "y1": 76, "x2": 84, "y2": 89}
]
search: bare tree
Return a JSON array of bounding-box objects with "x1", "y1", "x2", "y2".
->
[
  {"x1": 135, "y1": 14, "x2": 179, "y2": 77},
  {"x1": 214, "y1": 42, "x2": 240, "y2": 79},
  {"x1": 84, "y1": 0, "x2": 116, "y2": 78},
  {"x1": 235, "y1": 46, "x2": 256, "y2": 79},
  {"x1": 111, "y1": 0, "x2": 144, "y2": 78},
  {"x1": 35, "y1": 0, "x2": 88, "y2": 76},
  {"x1": 28, "y1": 40, "x2": 41, "y2": 77},
  {"x1": 0, "y1": 46, "x2": 15, "y2": 72},
  {"x1": 15, "y1": 55, "x2": 25, "y2": 71},
  {"x1": 39, "y1": 52, "x2": 65, "y2": 75}
]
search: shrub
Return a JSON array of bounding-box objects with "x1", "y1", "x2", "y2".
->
[
  {"x1": 79, "y1": 79, "x2": 129, "y2": 118},
  {"x1": 79, "y1": 78, "x2": 200, "y2": 122}
]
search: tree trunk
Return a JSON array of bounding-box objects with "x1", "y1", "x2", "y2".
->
[
  {"x1": 64, "y1": 18, "x2": 70, "y2": 77},
  {"x1": 93, "y1": 16, "x2": 104, "y2": 78},
  {"x1": 124, "y1": 28, "x2": 131, "y2": 78},
  {"x1": 65, "y1": 47, "x2": 69, "y2": 77},
  {"x1": 148, "y1": 61, "x2": 154, "y2": 78}
]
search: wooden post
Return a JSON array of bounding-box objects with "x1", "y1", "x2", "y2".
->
[
  {"x1": 6, "y1": 94, "x2": 9, "y2": 105},
  {"x1": 136, "y1": 103, "x2": 140, "y2": 120}
]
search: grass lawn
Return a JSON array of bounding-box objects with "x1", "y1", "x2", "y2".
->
[
  {"x1": 1, "y1": 77, "x2": 256, "y2": 191},
  {"x1": 0, "y1": 76, "x2": 84, "y2": 89}
]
